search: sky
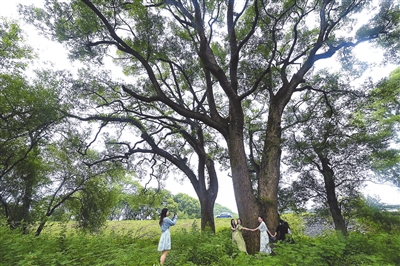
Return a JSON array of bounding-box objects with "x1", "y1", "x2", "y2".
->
[{"x1": 1, "y1": 0, "x2": 400, "y2": 214}]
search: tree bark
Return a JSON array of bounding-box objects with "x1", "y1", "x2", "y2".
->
[
  {"x1": 318, "y1": 154, "x2": 348, "y2": 235},
  {"x1": 198, "y1": 156, "x2": 218, "y2": 232},
  {"x1": 258, "y1": 103, "x2": 283, "y2": 231},
  {"x1": 226, "y1": 100, "x2": 260, "y2": 253},
  {"x1": 21, "y1": 173, "x2": 34, "y2": 234},
  {"x1": 199, "y1": 194, "x2": 217, "y2": 232},
  {"x1": 35, "y1": 221, "x2": 46, "y2": 236}
]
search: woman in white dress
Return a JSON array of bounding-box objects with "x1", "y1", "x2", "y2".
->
[
  {"x1": 158, "y1": 208, "x2": 178, "y2": 265},
  {"x1": 250, "y1": 216, "x2": 273, "y2": 254}
]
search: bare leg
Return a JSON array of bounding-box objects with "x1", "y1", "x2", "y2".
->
[{"x1": 160, "y1": 250, "x2": 169, "y2": 265}]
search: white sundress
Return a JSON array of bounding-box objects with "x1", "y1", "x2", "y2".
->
[{"x1": 257, "y1": 221, "x2": 271, "y2": 254}]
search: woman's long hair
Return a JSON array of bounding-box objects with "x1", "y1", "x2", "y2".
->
[
  {"x1": 230, "y1": 219, "x2": 236, "y2": 229},
  {"x1": 159, "y1": 208, "x2": 168, "y2": 226}
]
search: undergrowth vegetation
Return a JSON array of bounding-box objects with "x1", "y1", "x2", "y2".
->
[{"x1": 1, "y1": 213, "x2": 400, "y2": 266}]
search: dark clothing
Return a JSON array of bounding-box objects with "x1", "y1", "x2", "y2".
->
[{"x1": 276, "y1": 224, "x2": 289, "y2": 241}]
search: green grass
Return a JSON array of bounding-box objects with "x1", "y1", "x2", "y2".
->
[
  {"x1": 41, "y1": 218, "x2": 234, "y2": 237},
  {"x1": 2, "y1": 216, "x2": 399, "y2": 266}
]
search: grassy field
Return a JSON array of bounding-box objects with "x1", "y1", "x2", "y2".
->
[
  {"x1": 2, "y1": 214, "x2": 400, "y2": 265},
  {"x1": 40, "y1": 217, "x2": 234, "y2": 238},
  {"x1": 105, "y1": 217, "x2": 232, "y2": 230}
]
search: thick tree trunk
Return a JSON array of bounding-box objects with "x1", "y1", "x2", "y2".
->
[
  {"x1": 226, "y1": 109, "x2": 260, "y2": 253},
  {"x1": 196, "y1": 153, "x2": 218, "y2": 233},
  {"x1": 199, "y1": 194, "x2": 217, "y2": 232},
  {"x1": 319, "y1": 155, "x2": 347, "y2": 235},
  {"x1": 228, "y1": 138, "x2": 260, "y2": 253},
  {"x1": 226, "y1": 98, "x2": 288, "y2": 253},
  {"x1": 258, "y1": 105, "x2": 282, "y2": 232}
]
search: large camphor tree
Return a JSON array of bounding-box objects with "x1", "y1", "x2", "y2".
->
[{"x1": 21, "y1": 0, "x2": 399, "y2": 252}]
